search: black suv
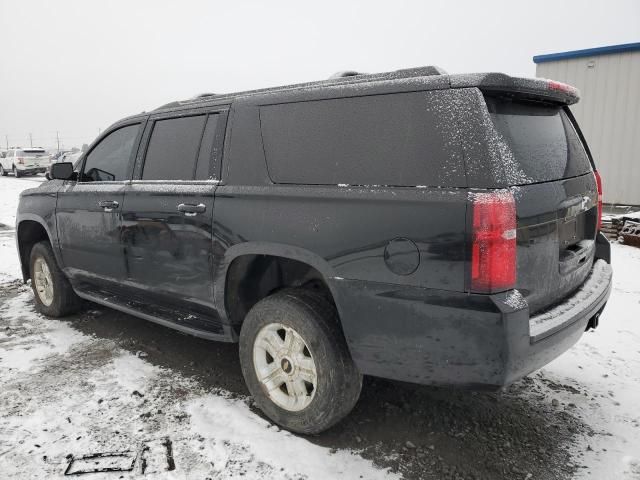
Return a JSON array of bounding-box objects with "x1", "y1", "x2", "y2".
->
[{"x1": 16, "y1": 67, "x2": 612, "y2": 434}]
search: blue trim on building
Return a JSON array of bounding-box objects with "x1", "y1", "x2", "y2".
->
[{"x1": 533, "y1": 42, "x2": 640, "y2": 64}]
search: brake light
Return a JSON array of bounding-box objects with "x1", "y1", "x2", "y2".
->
[
  {"x1": 17, "y1": 157, "x2": 24, "y2": 165},
  {"x1": 594, "y1": 170, "x2": 603, "y2": 231},
  {"x1": 547, "y1": 80, "x2": 576, "y2": 95},
  {"x1": 471, "y1": 191, "x2": 517, "y2": 293}
]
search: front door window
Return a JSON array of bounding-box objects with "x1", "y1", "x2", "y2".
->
[{"x1": 81, "y1": 124, "x2": 141, "y2": 182}]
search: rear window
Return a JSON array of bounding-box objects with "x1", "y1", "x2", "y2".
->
[
  {"x1": 19, "y1": 149, "x2": 46, "y2": 156},
  {"x1": 484, "y1": 97, "x2": 592, "y2": 183},
  {"x1": 259, "y1": 92, "x2": 465, "y2": 187}
]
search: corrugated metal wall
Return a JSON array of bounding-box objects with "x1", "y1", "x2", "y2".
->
[{"x1": 536, "y1": 51, "x2": 640, "y2": 205}]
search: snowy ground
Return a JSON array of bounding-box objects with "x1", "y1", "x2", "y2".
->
[{"x1": 0, "y1": 175, "x2": 639, "y2": 479}]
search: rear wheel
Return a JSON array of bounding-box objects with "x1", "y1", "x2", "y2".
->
[
  {"x1": 29, "y1": 241, "x2": 81, "y2": 317},
  {"x1": 13, "y1": 166, "x2": 22, "y2": 178},
  {"x1": 0, "y1": 165, "x2": 7, "y2": 176},
  {"x1": 239, "y1": 289, "x2": 362, "y2": 434}
]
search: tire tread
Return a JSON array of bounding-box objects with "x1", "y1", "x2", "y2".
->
[
  {"x1": 239, "y1": 288, "x2": 362, "y2": 434},
  {"x1": 30, "y1": 241, "x2": 81, "y2": 317}
]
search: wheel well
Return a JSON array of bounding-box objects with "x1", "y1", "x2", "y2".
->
[
  {"x1": 18, "y1": 221, "x2": 50, "y2": 280},
  {"x1": 225, "y1": 255, "x2": 334, "y2": 330}
]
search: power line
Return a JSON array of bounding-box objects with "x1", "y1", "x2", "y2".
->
[{"x1": 2, "y1": 131, "x2": 98, "y2": 151}]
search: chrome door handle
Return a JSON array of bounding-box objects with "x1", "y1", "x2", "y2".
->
[
  {"x1": 98, "y1": 200, "x2": 119, "y2": 212},
  {"x1": 177, "y1": 203, "x2": 206, "y2": 216}
]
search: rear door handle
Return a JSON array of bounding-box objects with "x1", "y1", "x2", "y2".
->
[
  {"x1": 177, "y1": 203, "x2": 206, "y2": 216},
  {"x1": 98, "y1": 200, "x2": 119, "y2": 212}
]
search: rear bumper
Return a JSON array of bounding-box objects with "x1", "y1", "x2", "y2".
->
[
  {"x1": 332, "y1": 259, "x2": 612, "y2": 388},
  {"x1": 16, "y1": 165, "x2": 47, "y2": 173}
]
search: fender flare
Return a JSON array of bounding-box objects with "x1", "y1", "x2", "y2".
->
[
  {"x1": 16, "y1": 214, "x2": 62, "y2": 281},
  {"x1": 213, "y1": 242, "x2": 338, "y2": 323}
]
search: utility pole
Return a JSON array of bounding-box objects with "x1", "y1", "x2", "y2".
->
[
  {"x1": 29, "y1": 133, "x2": 33, "y2": 147},
  {"x1": 56, "y1": 131, "x2": 60, "y2": 152},
  {"x1": 4, "y1": 135, "x2": 7, "y2": 150}
]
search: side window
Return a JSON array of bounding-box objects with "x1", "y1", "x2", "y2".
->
[
  {"x1": 259, "y1": 92, "x2": 466, "y2": 187},
  {"x1": 195, "y1": 114, "x2": 219, "y2": 180},
  {"x1": 81, "y1": 124, "x2": 141, "y2": 182},
  {"x1": 142, "y1": 115, "x2": 207, "y2": 180}
]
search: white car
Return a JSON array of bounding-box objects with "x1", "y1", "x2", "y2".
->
[{"x1": 0, "y1": 147, "x2": 50, "y2": 177}]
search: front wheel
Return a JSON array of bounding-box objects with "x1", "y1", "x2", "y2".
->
[
  {"x1": 29, "y1": 241, "x2": 81, "y2": 317},
  {"x1": 0, "y1": 164, "x2": 7, "y2": 176},
  {"x1": 239, "y1": 289, "x2": 362, "y2": 434},
  {"x1": 13, "y1": 166, "x2": 22, "y2": 178}
]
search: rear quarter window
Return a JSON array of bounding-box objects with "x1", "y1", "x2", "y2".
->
[{"x1": 259, "y1": 91, "x2": 466, "y2": 187}]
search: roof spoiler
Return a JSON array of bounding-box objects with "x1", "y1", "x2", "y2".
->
[{"x1": 450, "y1": 73, "x2": 580, "y2": 105}]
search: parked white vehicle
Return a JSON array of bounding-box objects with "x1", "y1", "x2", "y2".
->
[{"x1": 0, "y1": 148, "x2": 50, "y2": 177}]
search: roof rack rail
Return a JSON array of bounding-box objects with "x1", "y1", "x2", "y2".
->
[
  {"x1": 152, "y1": 65, "x2": 449, "y2": 112},
  {"x1": 154, "y1": 93, "x2": 217, "y2": 111},
  {"x1": 329, "y1": 65, "x2": 447, "y2": 81},
  {"x1": 154, "y1": 101, "x2": 181, "y2": 111},
  {"x1": 191, "y1": 92, "x2": 217, "y2": 100},
  {"x1": 329, "y1": 70, "x2": 365, "y2": 79},
  {"x1": 392, "y1": 65, "x2": 448, "y2": 76}
]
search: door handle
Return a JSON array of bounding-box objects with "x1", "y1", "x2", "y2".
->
[
  {"x1": 177, "y1": 203, "x2": 206, "y2": 216},
  {"x1": 98, "y1": 200, "x2": 119, "y2": 212}
]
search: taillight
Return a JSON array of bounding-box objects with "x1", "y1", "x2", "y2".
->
[
  {"x1": 17, "y1": 157, "x2": 24, "y2": 165},
  {"x1": 471, "y1": 190, "x2": 517, "y2": 294},
  {"x1": 594, "y1": 170, "x2": 603, "y2": 231}
]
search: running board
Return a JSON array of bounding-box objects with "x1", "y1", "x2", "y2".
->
[{"x1": 74, "y1": 289, "x2": 236, "y2": 343}]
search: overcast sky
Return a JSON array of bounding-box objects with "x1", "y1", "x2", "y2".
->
[{"x1": 1, "y1": 0, "x2": 638, "y2": 150}]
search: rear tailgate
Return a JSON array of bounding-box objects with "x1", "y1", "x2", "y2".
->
[
  {"x1": 471, "y1": 91, "x2": 598, "y2": 313},
  {"x1": 19, "y1": 149, "x2": 48, "y2": 167}
]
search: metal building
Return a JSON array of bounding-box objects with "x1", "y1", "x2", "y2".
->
[{"x1": 534, "y1": 42, "x2": 640, "y2": 205}]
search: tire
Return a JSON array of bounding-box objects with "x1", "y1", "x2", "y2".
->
[
  {"x1": 29, "y1": 241, "x2": 81, "y2": 317},
  {"x1": 0, "y1": 164, "x2": 7, "y2": 176},
  {"x1": 239, "y1": 289, "x2": 362, "y2": 434},
  {"x1": 13, "y1": 166, "x2": 22, "y2": 178}
]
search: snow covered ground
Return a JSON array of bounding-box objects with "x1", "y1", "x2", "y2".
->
[
  {"x1": 0, "y1": 175, "x2": 639, "y2": 479},
  {"x1": 536, "y1": 244, "x2": 640, "y2": 479},
  {"x1": 0, "y1": 176, "x2": 43, "y2": 283},
  {"x1": 0, "y1": 290, "x2": 396, "y2": 479}
]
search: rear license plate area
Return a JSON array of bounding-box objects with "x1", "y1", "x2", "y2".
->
[{"x1": 558, "y1": 216, "x2": 578, "y2": 247}]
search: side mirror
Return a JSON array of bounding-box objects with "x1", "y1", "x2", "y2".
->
[{"x1": 50, "y1": 162, "x2": 75, "y2": 180}]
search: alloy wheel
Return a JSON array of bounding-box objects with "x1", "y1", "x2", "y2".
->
[
  {"x1": 33, "y1": 257, "x2": 54, "y2": 307},
  {"x1": 253, "y1": 322, "x2": 317, "y2": 412}
]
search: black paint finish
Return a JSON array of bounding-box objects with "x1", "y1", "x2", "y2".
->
[
  {"x1": 120, "y1": 182, "x2": 219, "y2": 331},
  {"x1": 16, "y1": 68, "x2": 612, "y2": 388}
]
